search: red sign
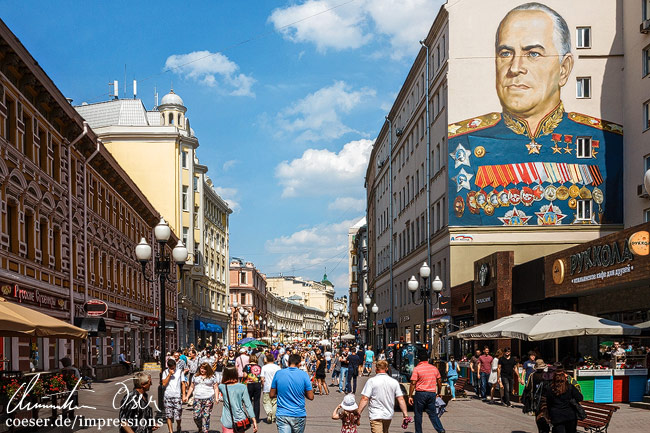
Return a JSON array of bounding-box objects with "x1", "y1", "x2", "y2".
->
[
  {"x1": 114, "y1": 311, "x2": 128, "y2": 321},
  {"x1": 145, "y1": 316, "x2": 158, "y2": 327},
  {"x1": 83, "y1": 299, "x2": 108, "y2": 316}
]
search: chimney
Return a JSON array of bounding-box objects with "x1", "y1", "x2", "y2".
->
[
  {"x1": 133, "y1": 80, "x2": 137, "y2": 99},
  {"x1": 113, "y1": 80, "x2": 119, "y2": 100}
]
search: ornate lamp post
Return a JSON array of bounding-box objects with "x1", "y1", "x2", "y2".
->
[
  {"x1": 226, "y1": 300, "x2": 239, "y2": 346},
  {"x1": 135, "y1": 218, "x2": 188, "y2": 413},
  {"x1": 408, "y1": 262, "x2": 443, "y2": 349}
]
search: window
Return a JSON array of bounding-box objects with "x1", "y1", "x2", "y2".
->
[
  {"x1": 241, "y1": 293, "x2": 246, "y2": 305},
  {"x1": 643, "y1": 46, "x2": 650, "y2": 77},
  {"x1": 182, "y1": 227, "x2": 188, "y2": 247},
  {"x1": 645, "y1": 100, "x2": 650, "y2": 130},
  {"x1": 7, "y1": 203, "x2": 18, "y2": 254},
  {"x1": 576, "y1": 27, "x2": 591, "y2": 48},
  {"x1": 193, "y1": 176, "x2": 198, "y2": 191},
  {"x1": 576, "y1": 137, "x2": 592, "y2": 158},
  {"x1": 645, "y1": 208, "x2": 650, "y2": 222},
  {"x1": 182, "y1": 186, "x2": 188, "y2": 211},
  {"x1": 645, "y1": 0, "x2": 650, "y2": 20},
  {"x1": 576, "y1": 77, "x2": 591, "y2": 98},
  {"x1": 240, "y1": 271, "x2": 247, "y2": 284},
  {"x1": 577, "y1": 199, "x2": 592, "y2": 221},
  {"x1": 181, "y1": 151, "x2": 187, "y2": 168},
  {"x1": 645, "y1": 154, "x2": 650, "y2": 171}
]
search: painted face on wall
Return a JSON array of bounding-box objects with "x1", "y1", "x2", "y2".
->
[{"x1": 495, "y1": 10, "x2": 573, "y2": 120}]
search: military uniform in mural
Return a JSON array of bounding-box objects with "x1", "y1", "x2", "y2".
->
[{"x1": 447, "y1": 103, "x2": 623, "y2": 226}]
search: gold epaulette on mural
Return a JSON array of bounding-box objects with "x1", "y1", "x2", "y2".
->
[
  {"x1": 567, "y1": 112, "x2": 623, "y2": 135},
  {"x1": 448, "y1": 113, "x2": 501, "y2": 138}
]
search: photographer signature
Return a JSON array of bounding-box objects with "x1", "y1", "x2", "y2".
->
[{"x1": 7, "y1": 374, "x2": 96, "y2": 413}]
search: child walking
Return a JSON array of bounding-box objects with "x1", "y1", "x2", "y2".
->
[{"x1": 332, "y1": 394, "x2": 361, "y2": 433}]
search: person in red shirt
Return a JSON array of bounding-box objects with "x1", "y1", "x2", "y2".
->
[
  {"x1": 407, "y1": 350, "x2": 445, "y2": 433},
  {"x1": 478, "y1": 346, "x2": 494, "y2": 400}
]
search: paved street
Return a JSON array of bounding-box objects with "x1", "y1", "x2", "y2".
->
[{"x1": 35, "y1": 373, "x2": 650, "y2": 433}]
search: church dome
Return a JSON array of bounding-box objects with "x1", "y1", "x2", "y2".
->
[{"x1": 160, "y1": 90, "x2": 184, "y2": 107}]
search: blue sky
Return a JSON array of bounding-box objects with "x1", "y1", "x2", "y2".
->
[{"x1": 2, "y1": 0, "x2": 443, "y2": 296}]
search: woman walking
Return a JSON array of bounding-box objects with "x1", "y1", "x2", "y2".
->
[
  {"x1": 315, "y1": 352, "x2": 329, "y2": 396},
  {"x1": 184, "y1": 362, "x2": 219, "y2": 433},
  {"x1": 446, "y1": 355, "x2": 459, "y2": 400},
  {"x1": 330, "y1": 350, "x2": 342, "y2": 387},
  {"x1": 243, "y1": 354, "x2": 263, "y2": 423},
  {"x1": 489, "y1": 349, "x2": 503, "y2": 402},
  {"x1": 545, "y1": 369, "x2": 584, "y2": 433},
  {"x1": 219, "y1": 366, "x2": 258, "y2": 433}
]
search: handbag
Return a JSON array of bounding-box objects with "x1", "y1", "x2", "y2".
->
[
  {"x1": 570, "y1": 398, "x2": 586, "y2": 420},
  {"x1": 224, "y1": 384, "x2": 252, "y2": 433}
]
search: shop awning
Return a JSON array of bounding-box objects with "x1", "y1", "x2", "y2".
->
[
  {"x1": 194, "y1": 319, "x2": 223, "y2": 333},
  {"x1": 0, "y1": 297, "x2": 88, "y2": 339},
  {"x1": 74, "y1": 317, "x2": 106, "y2": 337}
]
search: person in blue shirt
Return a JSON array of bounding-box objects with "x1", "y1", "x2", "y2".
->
[
  {"x1": 363, "y1": 345, "x2": 375, "y2": 376},
  {"x1": 270, "y1": 353, "x2": 314, "y2": 433},
  {"x1": 522, "y1": 351, "x2": 537, "y2": 386}
]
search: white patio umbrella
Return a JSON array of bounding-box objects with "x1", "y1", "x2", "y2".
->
[
  {"x1": 456, "y1": 313, "x2": 531, "y2": 340},
  {"x1": 500, "y1": 310, "x2": 642, "y2": 341},
  {"x1": 319, "y1": 339, "x2": 331, "y2": 346},
  {"x1": 341, "y1": 334, "x2": 356, "y2": 340}
]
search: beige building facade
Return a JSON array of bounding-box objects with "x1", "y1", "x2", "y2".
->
[
  {"x1": 366, "y1": 0, "x2": 635, "y2": 348},
  {"x1": 76, "y1": 90, "x2": 229, "y2": 347},
  {"x1": 266, "y1": 274, "x2": 334, "y2": 316}
]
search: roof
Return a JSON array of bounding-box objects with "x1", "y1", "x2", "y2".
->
[
  {"x1": 75, "y1": 99, "x2": 162, "y2": 128},
  {"x1": 351, "y1": 217, "x2": 367, "y2": 229},
  {"x1": 321, "y1": 273, "x2": 334, "y2": 287}
]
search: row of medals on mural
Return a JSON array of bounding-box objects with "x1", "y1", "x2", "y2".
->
[{"x1": 454, "y1": 182, "x2": 604, "y2": 218}]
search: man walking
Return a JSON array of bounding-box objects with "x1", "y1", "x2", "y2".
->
[
  {"x1": 478, "y1": 346, "x2": 493, "y2": 400},
  {"x1": 357, "y1": 360, "x2": 408, "y2": 433},
  {"x1": 236, "y1": 347, "x2": 250, "y2": 380},
  {"x1": 118, "y1": 372, "x2": 156, "y2": 433},
  {"x1": 261, "y1": 353, "x2": 281, "y2": 424},
  {"x1": 162, "y1": 359, "x2": 186, "y2": 433},
  {"x1": 338, "y1": 347, "x2": 349, "y2": 393},
  {"x1": 363, "y1": 345, "x2": 374, "y2": 376},
  {"x1": 498, "y1": 347, "x2": 517, "y2": 407},
  {"x1": 407, "y1": 350, "x2": 445, "y2": 433},
  {"x1": 346, "y1": 347, "x2": 362, "y2": 393},
  {"x1": 270, "y1": 353, "x2": 314, "y2": 433}
]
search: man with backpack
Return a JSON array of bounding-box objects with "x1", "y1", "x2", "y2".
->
[{"x1": 523, "y1": 359, "x2": 550, "y2": 433}]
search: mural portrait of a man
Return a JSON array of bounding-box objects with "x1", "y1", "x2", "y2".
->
[{"x1": 448, "y1": 2, "x2": 623, "y2": 227}]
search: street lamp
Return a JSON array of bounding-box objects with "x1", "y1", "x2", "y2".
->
[
  {"x1": 135, "y1": 217, "x2": 187, "y2": 414},
  {"x1": 408, "y1": 262, "x2": 443, "y2": 348}
]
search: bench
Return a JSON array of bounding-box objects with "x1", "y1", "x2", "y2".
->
[
  {"x1": 454, "y1": 377, "x2": 468, "y2": 398},
  {"x1": 577, "y1": 401, "x2": 619, "y2": 433}
]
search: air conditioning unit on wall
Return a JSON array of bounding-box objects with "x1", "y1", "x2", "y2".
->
[
  {"x1": 638, "y1": 184, "x2": 649, "y2": 199},
  {"x1": 640, "y1": 19, "x2": 650, "y2": 33}
]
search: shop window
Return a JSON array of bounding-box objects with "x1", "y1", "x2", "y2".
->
[
  {"x1": 577, "y1": 199, "x2": 592, "y2": 221},
  {"x1": 576, "y1": 77, "x2": 591, "y2": 99},
  {"x1": 576, "y1": 137, "x2": 592, "y2": 158},
  {"x1": 576, "y1": 27, "x2": 591, "y2": 49}
]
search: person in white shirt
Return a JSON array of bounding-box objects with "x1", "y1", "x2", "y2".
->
[
  {"x1": 260, "y1": 353, "x2": 281, "y2": 424},
  {"x1": 324, "y1": 350, "x2": 333, "y2": 372},
  {"x1": 282, "y1": 352, "x2": 290, "y2": 369},
  {"x1": 162, "y1": 358, "x2": 187, "y2": 433},
  {"x1": 357, "y1": 360, "x2": 408, "y2": 433}
]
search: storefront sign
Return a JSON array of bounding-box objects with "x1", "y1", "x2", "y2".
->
[
  {"x1": 431, "y1": 308, "x2": 448, "y2": 318},
  {"x1": 129, "y1": 314, "x2": 141, "y2": 323},
  {"x1": 114, "y1": 311, "x2": 128, "y2": 321},
  {"x1": 145, "y1": 316, "x2": 158, "y2": 327},
  {"x1": 476, "y1": 296, "x2": 492, "y2": 305},
  {"x1": 629, "y1": 231, "x2": 649, "y2": 256},
  {"x1": 1, "y1": 284, "x2": 66, "y2": 309},
  {"x1": 569, "y1": 239, "x2": 634, "y2": 276},
  {"x1": 84, "y1": 299, "x2": 108, "y2": 316},
  {"x1": 569, "y1": 264, "x2": 634, "y2": 284}
]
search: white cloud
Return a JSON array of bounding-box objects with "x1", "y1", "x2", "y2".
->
[
  {"x1": 328, "y1": 197, "x2": 366, "y2": 212},
  {"x1": 222, "y1": 160, "x2": 239, "y2": 172},
  {"x1": 164, "y1": 51, "x2": 255, "y2": 97},
  {"x1": 212, "y1": 186, "x2": 241, "y2": 212},
  {"x1": 264, "y1": 218, "x2": 366, "y2": 294},
  {"x1": 275, "y1": 138, "x2": 373, "y2": 198},
  {"x1": 277, "y1": 81, "x2": 375, "y2": 142},
  {"x1": 364, "y1": 0, "x2": 442, "y2": 58},
  {"x1": 269, "y1": 0, "x2": 443, "y2": 58},
  {"x1": 268, "y1": 0, "x2": 371, "y2": 53}
]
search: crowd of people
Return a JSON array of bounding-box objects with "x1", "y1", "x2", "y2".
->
[{"x1": 117, "y1": 341, "x2": 592, "y2": 433}]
